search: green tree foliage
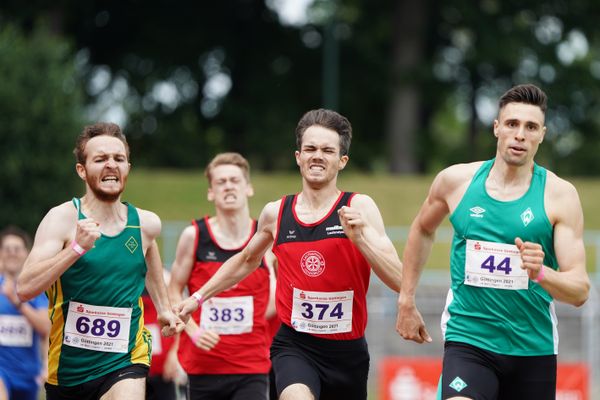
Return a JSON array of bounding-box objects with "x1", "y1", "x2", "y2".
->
[
  {"x1": 0, "y1": 24, "x2": 83, "y2": 234},
  {"x1": 3, "y1": 1, "x2": 600, "y2": 175}
]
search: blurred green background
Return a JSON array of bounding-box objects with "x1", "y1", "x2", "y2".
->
[
  {"x1": 3, "y1": 0, "x2": 600, "y2": 234},
  {"x1": 3, "y1": 2, "x2": 600, "y2": 398}
]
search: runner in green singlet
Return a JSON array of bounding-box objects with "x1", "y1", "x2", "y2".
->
[
  {"x1": 17, "y1": 122, "x2": 184, "y2": 400},
  {"x1": 396, "y1": 84, "x2": 590, "y2": 399}
]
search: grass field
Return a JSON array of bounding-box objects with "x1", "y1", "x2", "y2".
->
[{"x1": 125, "y1": 168, "x2": 600, "y2": 273}]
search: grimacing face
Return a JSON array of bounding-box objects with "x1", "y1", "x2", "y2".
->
[
  {"x1": 207, "y1": 164, "x2": 254, "y2": 211},
  {"x1": 493, "y1": 102, "x2": 546, "y2": 167},
  {"x1": 76, "y1": 136, "x2": 130, "y2": 202},
  {"x1": 295, "y1": 125, "x2": 348, "y2": 187}
]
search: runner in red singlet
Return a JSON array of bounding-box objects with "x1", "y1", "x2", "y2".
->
[
  {"x1": 168, "y1": 153, "x2": 276, "y2": 400},
  {"x1": 176, "y1": 109, "x2": 403, "y2": 400}
]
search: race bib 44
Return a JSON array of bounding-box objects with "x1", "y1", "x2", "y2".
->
[{"x1": 465, "y1": 239, "x2": 528, "y2": 290}]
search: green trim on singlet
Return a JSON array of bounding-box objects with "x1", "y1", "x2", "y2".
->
[{"x1": 442, "y1": 159, "x2": 559, "y2": 356}]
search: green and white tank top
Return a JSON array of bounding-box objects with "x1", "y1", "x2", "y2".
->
[{"x1": 443, "y1": 159, "x2": 558, "y2": 356}]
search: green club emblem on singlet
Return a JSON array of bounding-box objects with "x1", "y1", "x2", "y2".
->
[
  {"x1": 125, "y1": 236, "x2": 139, "y2": 253},
  {"x1": 449, "y1": 376, "x2": 468, "y2": 392}
]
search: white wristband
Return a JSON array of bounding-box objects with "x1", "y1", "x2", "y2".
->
[{"x1": 191, "y1": 292, "x2": 204, "y2": 307}]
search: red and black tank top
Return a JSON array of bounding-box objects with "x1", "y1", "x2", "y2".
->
[
  {"x1": 272, "y1": 192, "x2": 371, "y2": 340},
  {"x1": 177, "y1": 216, "x2": 271, "y2": 375}
]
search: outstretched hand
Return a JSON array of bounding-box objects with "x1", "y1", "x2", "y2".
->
[
  {"x1": 188, "y1": 327, "x2": 221, "y2": 351},
  {"x1": 158, "y1": 310, "x2": 185, "y2": 337},
  {"x1": 173, "y1": 297, "x2": 199, "y2": 324},
  {"x1": 515, "y1": 237, "x2": 545, "y2": 281}
]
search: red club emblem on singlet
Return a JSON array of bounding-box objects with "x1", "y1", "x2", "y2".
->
[{"x1": 300, "y1": 251, "x2": 326, "y2": 277}]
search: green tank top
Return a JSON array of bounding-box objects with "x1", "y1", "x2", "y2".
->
[
  {"x1": 443, "y1": 159, "x2": 558, "y2": 356},
  {"x1": 47, "y1": 198, "x2": 152, "y2": 386}
]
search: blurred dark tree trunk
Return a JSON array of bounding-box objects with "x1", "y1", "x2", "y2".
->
[{"x1": 387, "y1": 0, "x2": 428, "y2": 174}]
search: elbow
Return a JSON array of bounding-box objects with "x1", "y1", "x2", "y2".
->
[
  {"x1": 570, "y1": 281, "x2": 591, "y2": 308},
  {"x1": 16, "y1": 282, "x2": 35, "y2": 302},
  {"x1": 575, "y1": 289, "x2": 591, "y2": 308},
  {"x1": 39, "y1": 322, "x2": 52, "y2": 338},
  {"x1": 571, "y1": 295, "x2": 588, "y2": 308}
]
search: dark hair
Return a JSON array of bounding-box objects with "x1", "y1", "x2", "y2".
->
[
  {"x1": 0, "y1": 225, "x2": 32, "y2": 250},
  {"x1": 295, "y1": 109, "x2": 352, "y2": 156},
  {"x1": 499, "y1": 84, "x2": 547, "y2": 113},
  {"x1": 205, "y1": 152, "x2": 251, "y2": 185},
  {"x1": 73, "y1": 122, "x2": 130, "y2": 164}
]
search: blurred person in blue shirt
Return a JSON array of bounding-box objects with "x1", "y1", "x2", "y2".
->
[{"x1": 0, "y1": 226, "x2": 50, "y2": 400}]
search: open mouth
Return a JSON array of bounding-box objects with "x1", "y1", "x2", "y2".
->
[
  {"x1": 309, "y1": 164, "x2": 325, "y2": 171},
  {"x1": 101, "y1": 175, "x2": 119, "y2": 183},
  {"x1": 509, "y1": 145, "x2": 526, "y2": 154}
]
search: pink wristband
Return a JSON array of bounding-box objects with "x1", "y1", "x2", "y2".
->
[
  {"x1": 71, "y1": 240, "x2": 87, "y2": 256},
  {"x1": 191, "y1": 292, "x2": 204, "y2": 307},
  {"x1": 534, "y1": 266, "x2": 545, "y2": 283},
  {"x1": 190, "y1": 327, "x2": 204, "y2": 343}
]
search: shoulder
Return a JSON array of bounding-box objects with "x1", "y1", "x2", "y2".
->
[
  {"x1": 348, "y1": 193, "x2": 377, "y2": 210},
  {"x1": 39, "y1": 201, "x2": 78, "y2": 233},
  {"x1": 545, "y1": 171, "x2": 581, "y2": 210},
  {"x1": 436, "y1": 161, "x2": 483, "y2": 188},
  {"x1": 179, "y1": 224, "x2": 197, "y2": 243},
  {"x1": 137, "y1": 208, "x2": 162, "y2": 237},
  {"x1": 262, "y1": 199, "x2": 283, "y2": 220},
  {"x1": 47, "y1": 201, "x2": 78, "y2": 219},
  {"x1": 545, "y1": 170, "x2": 578, "y2": 196},
  {"x1": 257, "y1": 199, "x2": 282, "y2": 232}
]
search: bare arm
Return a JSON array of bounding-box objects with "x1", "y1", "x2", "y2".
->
[
  {"x1": 167, "y1": 225, "x2": 196, "y2": 305},
  {"x1": 264, "y1": 250, "x2": 278, "y2": 319},
  {"x1": 18, "y1": 303, "x2": 51, "y2": 337},
  {"x1": 396, "y1": 165, "x2": 471, "y2": 343},
  {"x1": 167, "y1": 225, "x2": 209, "y2": 341},
  {"x1": 2, "y1": 279, "x2": 50, "y2": 336},
  {"x1": 518, "y1": 177, "x2": 589, "y2": 306},
  {"x1": 141, "y1": 210, "x2": 184, "y2": 336},
  {"x1": 338, "y1": 194, "x2": 402, "y2": 292},
  {"x1": 18, "y1": 203, "x2": 100, "y2": 301},
  {"x1": 175, "y1": 201, "x2": 279, "y2": 322}
]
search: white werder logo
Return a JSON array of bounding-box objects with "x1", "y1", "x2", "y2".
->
[
  {"x1": 300, "y1": 251, "x2": 326, "y2": 277},
  {"x1": 521, "y1": 207, "x2": 534, "y2": 226},
  {"x1": 469, "y1": 206, "x2": 486, "y2": 218}
]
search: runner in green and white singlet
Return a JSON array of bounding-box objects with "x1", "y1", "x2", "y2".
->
[
  {"x1": 444, "y1": 159, "x2": 558, "y2": 356},
  {"x1": 396, "y1": 84, "x2": 590, "y2": 400},
  {"x1": 18, "y1": 123, "x2": 183, "y2": 400}
]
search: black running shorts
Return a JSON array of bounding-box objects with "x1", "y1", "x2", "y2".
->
[
  {"x1": 441, "y1": 341, "x2": 556, "y2": 400},
  {"x1": 270, "y1": 324, "x2": 370, "y2": 400}
]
